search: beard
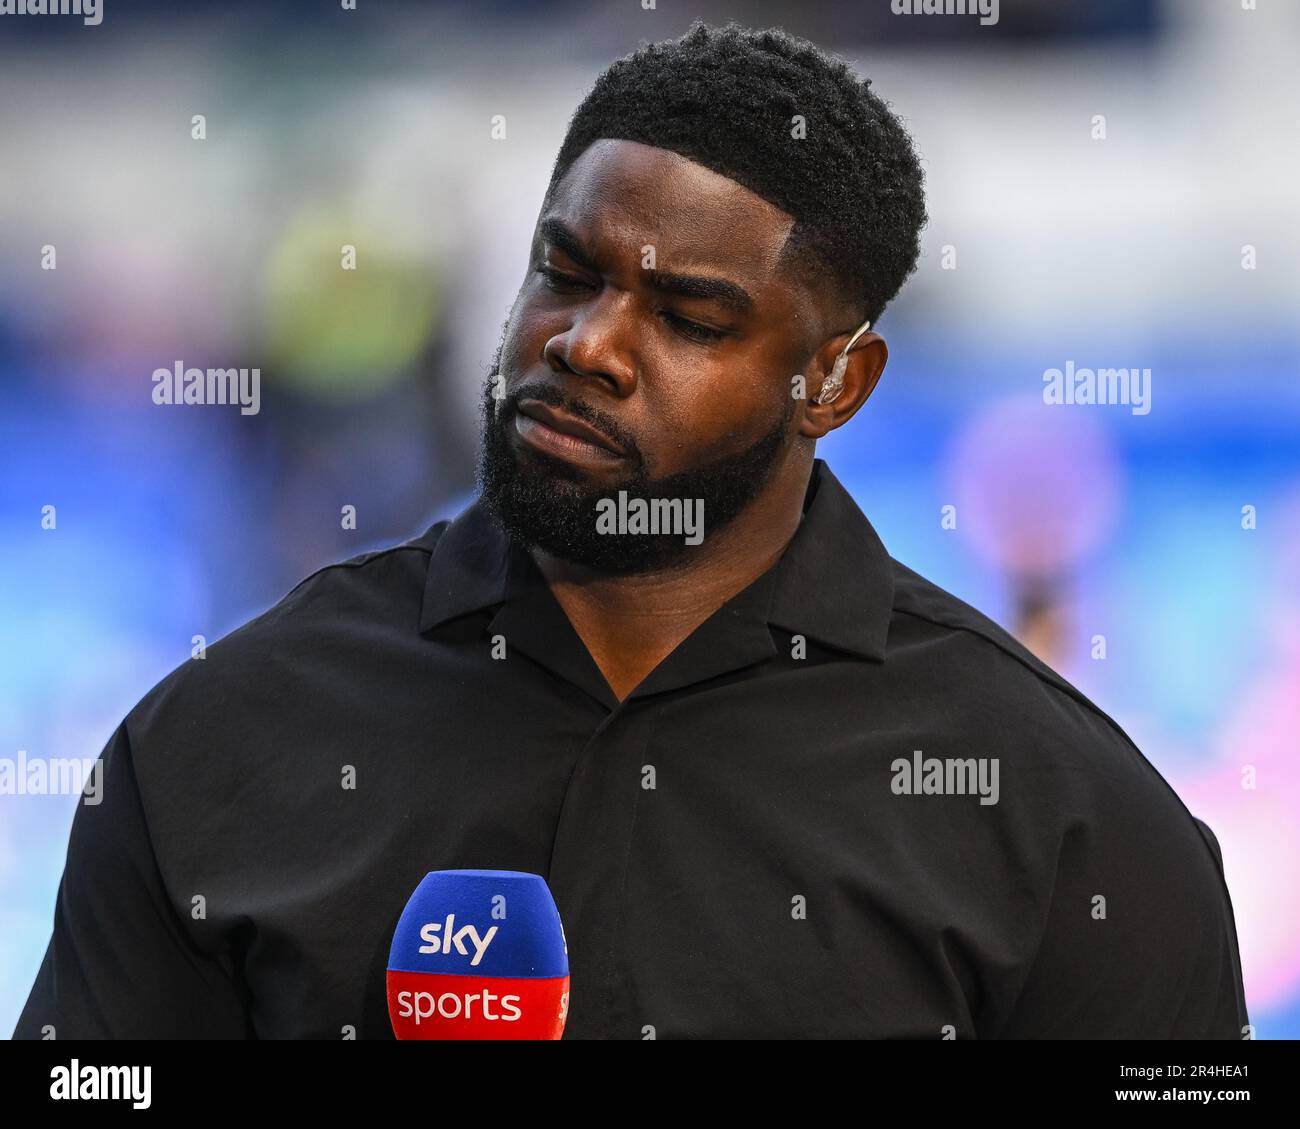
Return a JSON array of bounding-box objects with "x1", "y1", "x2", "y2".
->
[{"x1": 475, "y1": 347, "x2": 795, "y2": 576}]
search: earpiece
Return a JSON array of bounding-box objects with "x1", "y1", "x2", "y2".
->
[{"x1": 813, "y1": 317, "x2": 872, "y2": 405}]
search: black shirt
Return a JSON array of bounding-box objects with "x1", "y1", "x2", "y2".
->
[{"x1": 14, "y1": 459, "x2": 1250, "y2": 1039}]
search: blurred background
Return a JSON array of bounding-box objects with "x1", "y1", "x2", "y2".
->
[{"x1": 2, "y1": 0, "x2": 1297, "y2": 1037}]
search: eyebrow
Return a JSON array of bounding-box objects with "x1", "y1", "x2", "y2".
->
[{"x1": 536, "y1": 216, "x2": 756, "y2": 317}]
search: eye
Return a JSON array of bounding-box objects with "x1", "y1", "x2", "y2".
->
[
  {"x1": 537, "y1": 262, "x2": 728, "y2": 345},
  {"x1": 662, "y1": 311, "x2": 728, "y2": 345},
  {"x1": 536, "y1": 263, "x2": 588, "y2": 291}
]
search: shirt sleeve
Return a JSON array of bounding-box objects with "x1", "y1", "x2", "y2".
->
[
  {"x1": 991, "y1": 802, "x2": 1251, "y2": 1040},
  {"x1": 11, "y1": 721, "x2": 252, "y2": 1039}
]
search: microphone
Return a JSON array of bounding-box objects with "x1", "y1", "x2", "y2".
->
[{"x1": 386, "y1": 869, "x2": 570, "y2": 1040}]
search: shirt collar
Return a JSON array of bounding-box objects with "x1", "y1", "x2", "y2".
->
[
  {"x1": 419, "y1": 458, "x2": 894, "y2": 700},
  {"x1": 766, "y1": 458, "x2": 894, "y2": 663}
]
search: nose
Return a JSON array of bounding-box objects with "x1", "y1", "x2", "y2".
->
[{"x1": 542, "y1": 288, "x2": 637, "y2": 399}]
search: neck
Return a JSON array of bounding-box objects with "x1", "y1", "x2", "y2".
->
[{"x1": 530, "y1": 454, "x2": 814, "y2": 699}]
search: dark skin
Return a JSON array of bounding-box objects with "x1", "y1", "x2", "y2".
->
[{"x1": 495, "y1": 138, "x2": 889, "y2": 701}]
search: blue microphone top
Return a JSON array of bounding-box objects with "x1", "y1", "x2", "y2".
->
[{"x1": 387, "y1": 870, "x2": 569, "y2": 979}]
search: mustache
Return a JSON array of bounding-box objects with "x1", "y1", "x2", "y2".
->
[{"x1": 491, "y1": 377, "x2": 642, "y2": 465}]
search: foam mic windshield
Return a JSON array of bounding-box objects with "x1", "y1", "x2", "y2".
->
[{"x1": 387, "y1": 869, "x2": 570, "y2": 1039}]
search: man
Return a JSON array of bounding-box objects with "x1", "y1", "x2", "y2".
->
[{"x1": 15, "y1": 20, "x2": 1248, "y2": 1039}]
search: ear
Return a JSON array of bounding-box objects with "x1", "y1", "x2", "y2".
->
[{"x1": 799, "y1": 331, "x2": 888, "y2": 439}]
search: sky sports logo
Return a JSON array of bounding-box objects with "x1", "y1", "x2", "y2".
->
[
  {"x1": 393, "y1": 986, "x2": 525, "y2": 1026},
  {"x1": 396, "y1": 914, "x2": 519, "y2": 1026},
  {"x1": 387, "y1": 871, "x2": 570, "y2": 1040},
  {"x1": 417, "y1": 914, "x2": 497, "y2": 966}
]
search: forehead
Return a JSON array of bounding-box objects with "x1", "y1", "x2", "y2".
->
[{"x1": 543, "y1": 138, "x2": 798, "y2": 283}]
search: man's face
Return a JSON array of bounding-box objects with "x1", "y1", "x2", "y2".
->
[{"x1": 477, "y1": 138, "x2": 820, "y2": 574}]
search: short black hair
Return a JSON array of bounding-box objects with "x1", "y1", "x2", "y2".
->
[{"x1": 545, "y1": 19, "x2": 928, "y2": 329}]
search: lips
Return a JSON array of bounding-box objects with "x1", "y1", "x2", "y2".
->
[{"x1": 515, "y1": 399, "x2": 626, "y2": 457}]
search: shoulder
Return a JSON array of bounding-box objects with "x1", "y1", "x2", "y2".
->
[
  {"x1": 252, "y1": 521, "x2": 450, "y2": 636},
  {"x1": 887, "y1": 558, "x2": 1129, "y2": 742},
  {"x1": 888, "y1": 557, "x2": 1143, "y2": 764},
  {"x1": 883, "y1": 557, "x2": 1221, "y2": 872},
  {"x1": 123, "y1": 521, "x2": 451, "y2": 751},
  {"x1": 884, "y1": 561, "x2": 1247, "y2": 1031}
]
